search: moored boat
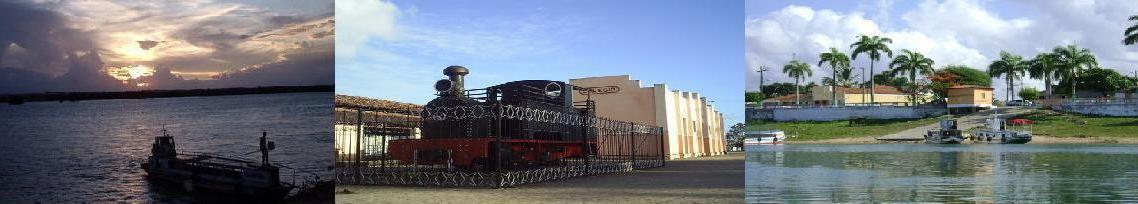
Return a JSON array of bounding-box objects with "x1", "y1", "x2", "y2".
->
[
  {"x1": 141, "y1": 130, "x2": 292, "y2": 199},
  {"x1": 745, "y1": 130, "x2": 785, "y2": 145},
  {"x1": 925, "y1": 119, "x2": 964, "y2": 144},
  {"x1": 969, "y1": 114, "x2": 1032, "y2": 144}
]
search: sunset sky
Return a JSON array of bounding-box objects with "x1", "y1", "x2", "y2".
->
[{"x1": 0, "y1": 0, "x2": 334, "y2": 93}]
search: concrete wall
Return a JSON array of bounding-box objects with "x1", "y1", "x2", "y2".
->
[
  {"x1": 1056, "y1": 102, "x2": 1138, "y2": 116},
  {"x1": 747, "y1": 106, "x2": 946, "y2": 121}
]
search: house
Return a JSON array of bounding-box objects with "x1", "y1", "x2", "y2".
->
[
  {"x1": 761, "y1": 94, "x2": 810, "y2": 107},
  {"x1": 810, "y1": 85, "x2": 918, "y2": 106},
  {"x1": 947, "y1": 85, "x2": 994, "y2": 114}
]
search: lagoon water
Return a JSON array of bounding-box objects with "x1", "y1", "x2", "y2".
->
[
  {"x1": 0, "y1": 93, "x2": 333, "y2": 203},
  {"x1": 747, "y1": 144, "x2": 1138, "y2": 203}
]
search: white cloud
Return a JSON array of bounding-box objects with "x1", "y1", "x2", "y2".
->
[
  {"x1": 335, "y1": 0, "x2": 399, "y2": 59},
  {"x1": 335, "y1": 1, "x2": 576, "y2": 102},
  {"x1": 746, "y1": 0, "x2": 1138, "y2": 100}
]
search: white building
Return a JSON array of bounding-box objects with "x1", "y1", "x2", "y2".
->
[{"x1": 570, "y1": 75, "x2": 727, "y2": 159}]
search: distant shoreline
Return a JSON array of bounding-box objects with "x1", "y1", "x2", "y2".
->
[
  {"x1": 3, "y1": 85, "x2": 333, "y2": 104},
  {"x1": 786, "y1": 135, "x2": 1138, "y2": 144}
]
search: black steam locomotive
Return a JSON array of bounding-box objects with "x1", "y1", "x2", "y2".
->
[{"x1": 387, "y1": 66, "x2": 596, "y2": 170}]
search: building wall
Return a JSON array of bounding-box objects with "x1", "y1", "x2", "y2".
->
[
  {"x1": 746, "y1": 106, "x2": 946, "y2": 121},
  {"x1": 1056, "y1": 102, "x2": 1138, "y2": 116},
  {"x1": 947, "y1": 88, "x2": 994, "y2": 108},
  {"x1": 568, "y1": 76, "x2": 658, "y2": 125},
  {"x1": 843, "y1": 94, "x2": 912, "y2": 105},
  {"x1": 810, "y1": 86, "x2": 917, "y2": 106},
  {"x1": 571, "y1": 75, "x2": 725, "y2": 160}
]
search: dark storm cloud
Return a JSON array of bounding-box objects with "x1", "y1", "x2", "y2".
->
[
  {"x1": 1, "y1": 1, "x2": 334, "y2": 94},
  {"x1": 213, "y1": 49, "x2": 334, "y2": 87},
  {"x1": 0, "y1": 1, "x2": 98, "y2": 73},
  {"x1": 157, "y1": 13, "x2": 334, "y2": 73},
  {"x1": 137, "y1": 40, "x2": 161, "y2": 50},
  {"x1": 0, "y1": 1, "x2": 123, "y2": 94}
]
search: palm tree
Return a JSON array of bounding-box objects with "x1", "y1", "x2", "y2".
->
[
  {"x1": 888, "y1": 49, "x2": 935, "y2": 106},
  {"x1": 988, "y1": 51, "x2": 1029, "y2": 102},
  {"x1": 1053, "y1": 44, "x2": 1097, "y2": 99},
  {"x1": 1123, "y1": 15, "x2": 1138, "y2": 45},
  {"x1": 850, "y1": 35, "x2": 893, "y2": 104},
  {"x1": 782, "y1": 60, "x2": 813, "y2": 106},
  {"x1": 819, "y1": 47, "x2": 851, "y2": 107},
  {"x1": 1028, "y1": 52, "x2": 1060, "y2": 99}
]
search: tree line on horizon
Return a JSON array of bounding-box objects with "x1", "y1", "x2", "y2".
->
[{"x1": 748, "y1": 15, "x2": 1138, "y2": 106}]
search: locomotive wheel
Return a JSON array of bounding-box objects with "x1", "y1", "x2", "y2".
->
[
  {"x1": 488, "y1": 144, "x2": 516, "y2": 171},
  {"x1": 469, "y1": 158, "x2": 488, "y2": 171}
]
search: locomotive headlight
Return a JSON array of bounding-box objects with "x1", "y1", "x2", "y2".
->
[
  {"x1": 544, "y1": 82, "x2": 562, "y2": 98},
  {"x1": 435, "y1": 79, "x2": 454, "y2": 93}
]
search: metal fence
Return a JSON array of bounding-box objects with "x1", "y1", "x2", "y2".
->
[{"x1": 334, "y1": 103, "x2": 665, "y2": 187}]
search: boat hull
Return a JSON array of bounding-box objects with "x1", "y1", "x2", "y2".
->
[
  {"x1": 925, "y1": 130, "x2": 964, "y2": 144},
  {"x1": 970, "y1": 129, "x2": 1032, "y2": 144},
  {"x1": 142, "y1": 157, "x2": 287, "y2": 199}
]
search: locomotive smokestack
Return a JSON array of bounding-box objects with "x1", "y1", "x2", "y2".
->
[{"x1": 443, "y1": 65, "x2": 469, "y2": 96}]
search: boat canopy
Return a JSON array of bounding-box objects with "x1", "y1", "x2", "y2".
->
[{"x1": 1008, "y1": 119, "x2": 1033, "y2": 125}]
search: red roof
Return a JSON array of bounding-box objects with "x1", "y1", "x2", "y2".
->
[
  {"x1": 1008, "y1": 119, "x2": 1033, "y2": 125},
  {"x1": 833, "y1": 85, "x2": 905, "y2": 95},
  {"x1": 948, "y1": 85, "x2": 994, "y2": 90},
  {"x1": 763, "y1": 94, "x2": 806, "y2": 102}
]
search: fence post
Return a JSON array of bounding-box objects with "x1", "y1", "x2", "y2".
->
[
  {"x1": 582, "y1": 110, "x2": 591, "y2": 175},
  {"x1": 629, "y1": 122, "x2": 636, "y2": 168},
  {"x1": 494, "y1": 103, "x2": 504, "y2": 187},
  {"x1": 354, "y1": 109, "x2": 363, "y2": 183}
]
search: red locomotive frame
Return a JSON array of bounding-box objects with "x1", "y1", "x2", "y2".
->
[{"x1": 388, "y1": 137, "x2": 597, "y2": 169}]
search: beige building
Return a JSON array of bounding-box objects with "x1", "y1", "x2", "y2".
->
[
  {"x1": 570, "y1": 75, "x2": 727, "y2": 159},
  {"x1": 810, "y1": 85, "x2": 921, "y2": 106},
  {"x1": 947, "y1": 85, "x2": 994, "y2": 113},
  {"x1": 761, "y1": 94, "x2": 809, "y2": 107}
]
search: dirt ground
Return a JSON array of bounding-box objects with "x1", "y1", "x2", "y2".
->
[{"x1": 335, "y1": 152, "x2": 744, "y2": 204}]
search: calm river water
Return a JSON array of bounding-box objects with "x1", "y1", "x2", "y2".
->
[
  {"x1": 747, "y1": 144, "x2": 1138, "y2": 203},
  {"x1": 0, "y1": 93, "x2": 333, "y2": 203}
]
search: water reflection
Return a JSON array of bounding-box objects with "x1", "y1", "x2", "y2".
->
[
  {"x1": 0, "y1": 93, "x2": 332, "y2": 203},
  {"x1": 746, "y1": 144, "x2": 1138, "y2": 203}
]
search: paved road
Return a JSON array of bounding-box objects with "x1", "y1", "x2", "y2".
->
[
  {"x1": 876, "y1": 107, "x2": 1031, "y2": 141},
  {"x1": 336, "y1": 152, "x2": 744, "y2": 204}
]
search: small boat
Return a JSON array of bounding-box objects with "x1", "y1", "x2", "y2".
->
[
  {"x1": 745, "y1": 130, "x2": 785, "y2": 145},
  {"x1": 925, "y1": 119, "x2": 964, "y2": 144},
  {"x1": 970, "y1": 115, "x2": 1032, "y2": 144},
  {"x1": 141, "y1": 130, "x2": 291, "y2": 199}
]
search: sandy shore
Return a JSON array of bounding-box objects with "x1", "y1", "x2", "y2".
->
[
  {"x1": 335, "y1": 153, "x2": 744, "y2": 204},
  {"x1": 789, "y1": 135, "x2": 1138, "y2": 144}
]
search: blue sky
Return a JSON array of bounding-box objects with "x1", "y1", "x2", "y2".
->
[
  {"x1": 745, "y1": 0, "x2": 1138, "y2": 100},
  {"x1": 337, "y1": 0, "x2": 744, "y2": 126}
]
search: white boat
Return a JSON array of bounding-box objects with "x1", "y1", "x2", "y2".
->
[
  {"x1": 970, "y1": 114, "x2": 1033, "y2": 144},
  {"x1": 925, "y1": 119, "x2": 964, "y2": 144},
  {"x1": 745, "y1": 130, "x2": 785, "y2": 145}
]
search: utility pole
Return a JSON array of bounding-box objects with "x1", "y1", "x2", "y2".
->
[
  {"x1": 860, "y1": 67, "x2": 866, "y2": 106},
  {"x1": 756, "y1": 66, "x2": 768, "y2": 108}
]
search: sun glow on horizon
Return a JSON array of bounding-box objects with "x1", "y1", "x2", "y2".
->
[{"x1": 108, "y1": 65, "x2": 155, "y2": 81}]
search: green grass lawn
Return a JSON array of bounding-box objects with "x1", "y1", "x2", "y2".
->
[
  {"x1": 1012, "y1": 110, "x2": 1138, "y2": 138},
  {"x1": 745, "y1": 116, "x2": 946, "y2": 141}
]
